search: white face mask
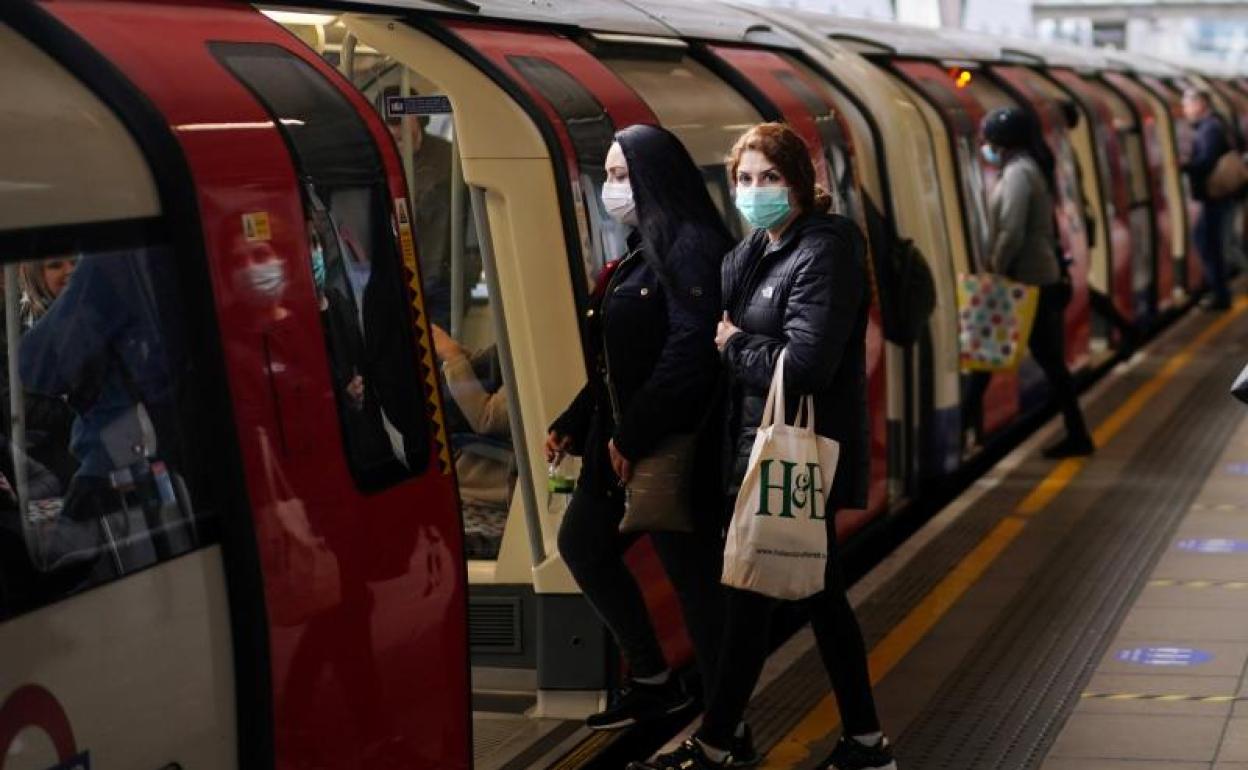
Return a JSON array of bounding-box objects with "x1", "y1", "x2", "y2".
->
[
  {"x1": 243, "y1": 259, "x2": 286, "y2": 301},
  {"x1": 601, "y1": 181, "x2": 637, "y2": 226}
]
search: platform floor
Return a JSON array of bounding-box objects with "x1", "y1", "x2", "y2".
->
[{"x1": 636, "y1": 297, "x2": 1248, "y2": 770}]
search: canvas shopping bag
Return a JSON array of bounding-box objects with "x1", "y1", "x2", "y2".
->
[
  {"x1": 957, "y1": 273, "x2": 1040, "y2": 373},
  {"x1": 723, "y1": 351, "x2": 840, "y2": 601},
  {"x1": 256, "y1": 428, "x2": 342, "y2": 627}
]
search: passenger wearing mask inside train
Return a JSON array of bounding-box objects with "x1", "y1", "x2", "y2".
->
[
  {"x1": 1181, "y1": 87, "x2": 1234, "y2": 312},
  {"x1": 968, "y1": 107, "x2": 1094, "y2": 459},
  {"x1": 546, "y1": 125, "x2": 741, "y2": 755},
  {"x1": 637, "y1": 123, "x2": 894, "y2": 770}
]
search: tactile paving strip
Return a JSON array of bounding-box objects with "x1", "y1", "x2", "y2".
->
[
  {"x1": 894, "y1": 337, "x2": 1246, "y2": 769},
  {"x1": 741, "y1": 349, "x2": 1173, "y2": 754}
]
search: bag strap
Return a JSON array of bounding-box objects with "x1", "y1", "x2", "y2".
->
[{"x1": 759, "y1": 350, "x2": 818, "y2": 433}]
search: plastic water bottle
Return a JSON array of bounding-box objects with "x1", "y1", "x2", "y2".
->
[{"x1": 547, "y1": 460, "x2": 575, "y2": 518}]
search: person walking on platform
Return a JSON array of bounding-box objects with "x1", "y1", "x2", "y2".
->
[
  {"x1": 1182, "y1": 87, "x2": 1234, "y2": 312},
  {"x1": 631, "y1": 123, "x2": 896, "y2": 770},
  {"x1": 967, "y1": 107, "x2": 1095, "y2": 459},
  {"x1": 546, "y1": 125, "x2": 741, "y2": 748}
]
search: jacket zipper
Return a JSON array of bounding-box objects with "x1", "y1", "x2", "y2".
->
[{"x1": 600, "y1": 248, "x2": 641, "y2": 425}]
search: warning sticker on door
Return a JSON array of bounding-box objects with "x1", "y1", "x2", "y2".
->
[
  {"x1": 242, "y1": 211, "x2": 272, "y2": 242},
  {"x1": 385, "y1": 95, "x2": 453, "y2": 119}
]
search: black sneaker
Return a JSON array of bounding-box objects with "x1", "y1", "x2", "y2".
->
[
  {"x1": 1042, "y1": 433, "x2": 1095, "y2": 459},
  {"x1": 823, "y1": 735, "x2": 897, "y2": 770},
  {"x1": 585, "y1": 678, "x2": 693, "y2": 731},
  {"x1": 627, "y1": 739, "x2": 728, "y2": 770},
  {"x1": 728, "y1": 723, "x2": 761, "y2": 767}
]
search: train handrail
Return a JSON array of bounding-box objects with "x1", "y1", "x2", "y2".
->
[{"x1": 469, "y1": 184, "x2": 546, "y2": 567}]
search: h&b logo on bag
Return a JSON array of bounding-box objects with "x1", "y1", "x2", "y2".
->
[{"x1": 756, "y1": 459, "x2": 825, "y2": 519}]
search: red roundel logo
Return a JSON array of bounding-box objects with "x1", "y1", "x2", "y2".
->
[{"x1": 0, "y1": 685, "x2": 89, "y2": 770}]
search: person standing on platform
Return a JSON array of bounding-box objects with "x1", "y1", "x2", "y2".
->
[
  {"x1": 966, "y1": 107, "x2": 1094, "y2": 459},
  {"x1": 1182, "y1": 87, "x2": 1234, "y2": 311},
  {"x1": 632, "y1": 123, "x2": 895, "y2": 770}
]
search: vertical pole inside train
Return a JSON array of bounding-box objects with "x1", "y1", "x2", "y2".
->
[
  {"x1": 6, "y1": 264, "x2": 27, "y2": 512},
  {"x1": 450, "y1": 133, "x2": 466, "y2": 340},
  {"x1": 470, "y1": 185, "x2": 546, "y2": 567}
]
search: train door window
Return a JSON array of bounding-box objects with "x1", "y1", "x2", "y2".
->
[
  {"x1": 212, "y1": 43, "x2": 432, "y2": 491},
  {"x1": 894, "y1": 62, "x2": 991, "y2": 270},
  {"x1": 597, "y1": 53, "x2": 764, "y2": 237},
  {"x1": 769, "y1": 65, "x2": 862, "y2": 222},
  {"x1": 504, "y1": 55, "x2": 621, "y2": 277},
  {"x1": 344, "y1": 54, "x2": 518, "y2": 560},
  {"x1": 1, "y1": 25, "x2": 219, "y2": 619}
]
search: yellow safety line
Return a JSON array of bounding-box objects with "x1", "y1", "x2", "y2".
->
[{"x1": 763, "y1": 298, "x2": 1248, "y2": 769}]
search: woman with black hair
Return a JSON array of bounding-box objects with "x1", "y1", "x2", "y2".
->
[
  {"x1": 546, "y1": 124, "x2": 742, "y2": 749},
  {"x1": 967, "y1": 107, "x2": 1094, "y2": 458}
]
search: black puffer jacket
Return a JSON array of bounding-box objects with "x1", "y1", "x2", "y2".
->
[
  {"x1": 722, "y1": 213, "x2": 870, "y2": 510},
  {"x1": 551, "y1": 229, "x2": 723, "y2": 504}
]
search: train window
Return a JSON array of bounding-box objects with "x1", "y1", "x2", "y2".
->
[
  {"x1": 506, "y1": 55, "x2": 624, "y2": 277},
  {"x1": 342, "y1": 58, "x2": 517, "y2": 560},
  {"x1": 212, "y1": 43, "x2": 432, "y2": 491},
  {"x1": 598, "y1": 53, "x2": 764, "y2": 237},
  {"x1": 0, "y1": 23, "x2": 219, "y2": 623},
  {"x1": 0, "y1": 243, "x2": 216, "y2": 620}
]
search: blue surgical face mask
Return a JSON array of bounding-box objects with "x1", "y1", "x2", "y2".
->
[
  {"x1": 981, "y1": 144, "x2": 1003, "y2": 167},
  {"x1": 735, "y1": 186, "x2": 792, "y2": 230},
  {"x1": 310, "y1": 242, "x2": 326, "y2": 291}
]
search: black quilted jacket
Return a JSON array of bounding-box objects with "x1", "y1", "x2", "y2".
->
[{"x1": 721, "y1": 213, "x2": 870, "y2": 510}]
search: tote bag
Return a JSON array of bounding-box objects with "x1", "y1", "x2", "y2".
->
[
  {"x1": 723, "y1": 352, "x2": 839, "y2": 601},
  {"x1": 957, "y1": 273, "x2": 1040, "y2": 372}
]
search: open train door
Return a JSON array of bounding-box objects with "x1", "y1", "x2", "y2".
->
[
  {"x1": 27, "y1": 1, "x2": 469, "y2": 768},
  {"x1": 889, "y1": 61, "x2": 1022, "y2": 440},
  {"x1": 288, "y1": 9, "x2": 730, "y2": 765},
  {"x1": 1104, "y1": 71, "x2": 1182, "y2": 316}
]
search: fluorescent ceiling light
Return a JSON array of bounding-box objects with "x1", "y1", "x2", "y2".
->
[{"x1": 261, "y1": 9, "x2": 338, "y2": 26}]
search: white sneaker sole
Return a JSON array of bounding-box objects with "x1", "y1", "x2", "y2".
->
[{"x1": 585, "y1": 696, "x2": 695, "y2": 732}]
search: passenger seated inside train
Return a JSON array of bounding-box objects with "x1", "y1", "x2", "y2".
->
[{"x1": 431, "y1": 323, "x2": 514, "y2": 560}]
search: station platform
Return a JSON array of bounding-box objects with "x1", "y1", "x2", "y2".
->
[{"x1": 623, "y1": 296, "x2": 1248, "y2": 770}]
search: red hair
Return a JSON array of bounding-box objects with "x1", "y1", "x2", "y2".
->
[{"x1": 727, "y1": 122, "x2": 831, "y2": 215}]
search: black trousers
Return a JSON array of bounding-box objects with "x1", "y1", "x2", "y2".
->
[
  {"x1": 966, "y1": 283, "x2": 1089, "y2": 441},
  {"x1": 557, "y1": 487, "x2": 727, "y2": 690},
  {"x1": 697, "y1": 512, "x2": 879, "y2": 748},
  {"x1": 1196, "y1": 200, "x2": 1231, "y2": 307}
]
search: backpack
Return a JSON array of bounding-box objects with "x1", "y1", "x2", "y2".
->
[{"x1": 863, "y1": 197, "x2": 936, "y2": 346}]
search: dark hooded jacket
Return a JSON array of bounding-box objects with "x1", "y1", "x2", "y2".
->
[
  {"x1": 1184, "y1": 113, "x2": 1232, "y2": 202},
  {"x1": 721, "y1": 212, "x2": 870, "y2": 510}
]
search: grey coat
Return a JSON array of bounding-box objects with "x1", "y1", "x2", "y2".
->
[{"x1": 987, "y1": 155, "x2": 1061, "y2": 287}]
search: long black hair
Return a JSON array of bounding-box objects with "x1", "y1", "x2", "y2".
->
[
  {"x1": 614, "y1": 124, "x2": 733, "y2": 276},
  {"x1": 983, "y1": 107, "x2": 1057, "y2": 196}
]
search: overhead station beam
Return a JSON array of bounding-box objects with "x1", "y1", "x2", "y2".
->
[{"x1": 1033, "y1": 0, "x2": 1248, "y2": 21}]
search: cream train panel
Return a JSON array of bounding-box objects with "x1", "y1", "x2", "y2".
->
[
  {"x1": 344, "y1": 17, "x2": 583, "y2": 589},
  {"x1": 0, "y1": 24, "x2": 160, "y2": 231},
  {"x1": 1, "y1": 550, "x2": 235, "y2": 769}
]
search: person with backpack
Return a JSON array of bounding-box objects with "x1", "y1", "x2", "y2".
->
[{"x1": 965, "y1": 107, "x2": 1094, "y2": 459}]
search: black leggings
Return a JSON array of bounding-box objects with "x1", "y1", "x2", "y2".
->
[
  {"x1": 697, "y1": 513, "x2": 879, "y2": 748},
  {"x1": 966, "y1": 283, "x2": 1089, "y2": 440},
  {"x1": 557, "y1": 487, "x2": 727, "y2": 689}
]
